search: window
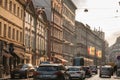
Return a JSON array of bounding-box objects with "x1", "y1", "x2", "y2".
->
[
  {"x1": 0, "y1": 0, "x2": 2, "y2": 6},
  {"x1": 0, "y1": 22, "x2": 2, "y2": 35},
  {"x1": 13, "y1": 4, "x2": 16, "y2": 14},
  {"x1": 20, "y1": 32, "x2": 22, "y2": 42},
  {"x1": 16, "y1": 30, "x2": 19, "y2": 41},
  {"x1": 8, "y1": 26, "x2": 11, "y2": 38},
  {"x1": 17, "y1": 7, "x2": 19, "y2": 17},
  {"x1": 9, "y1": 1, "x2": 12, "y2": 11},
  {"x1": 12, "y1": 28, "x2": 15, "y2": 39},
  {"x1": 4, "y1": 0, "x2": 7, "y2": 9},
  {"x1": 21, "y1": 9, "x2": 23, "y2": 19},
  {"x1": 4, "y1": 24, "x2": 7, "y2": 37}
]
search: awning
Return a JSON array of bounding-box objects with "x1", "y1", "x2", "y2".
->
[
  {"x1": 3, "y1": 50, "x2": 13, "y2": 58},
  {"x1": 3, "y1": 53, "x2": 13, "y2": 58},
  {"x1": 14, "y1": 51, "x2": 25, "y2": 59},
  {"x1": 54, "y1": 56, "x2": 68, "y2": 63}
]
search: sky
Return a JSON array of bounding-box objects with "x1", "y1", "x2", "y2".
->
[{"x1": 72, "y1": 0, "x2": 120, "y2": 46}]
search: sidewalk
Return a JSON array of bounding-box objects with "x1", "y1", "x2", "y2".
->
[{"x1": 0, "y1": 74, "x2": 10, "y2": 80}]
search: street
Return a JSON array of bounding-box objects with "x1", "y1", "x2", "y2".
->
[
  {"x1": 7, "y1": 74, "x2": 120, "y2": 80},
  {"x1": 86, "y1": 74, "x2": 120, "y2": 80}
]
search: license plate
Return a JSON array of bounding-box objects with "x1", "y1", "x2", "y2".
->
[
  {"x1": 40, "y1": 75, "x2": 56, "y2": 78},
  {"x1": 40, "y1": 75, "x2": 51, "y2": 77}
]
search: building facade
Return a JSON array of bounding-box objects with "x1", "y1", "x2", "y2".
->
[
  {"x1": 75, "y1": 21, "x2": 105, "y2": 66},
  {"x1": 0, "y1": 0, "x2": 25, "y2": 75},
  {"x1": 33, "y1": 0, "x2": 64, "y2": 63},
  {"x1": 35, "y1": 8, "x2": 48, "y2": 65},
  {"x1": 24, "y1": 0, "x2": 36, "y2": 65},
  {"x1": 24, "y1": 0, "x2": 48, "y2": 66},
  {"x1": 62, "y1": 0, "x2": 77, "y2": 65},
  {"x1": 109, "y1": 36, "x2": 120, "y2": 63}
]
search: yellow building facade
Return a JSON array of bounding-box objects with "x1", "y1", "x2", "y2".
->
[{"x1": 0, "y1": 0, "x2": 25, "y2": 73}]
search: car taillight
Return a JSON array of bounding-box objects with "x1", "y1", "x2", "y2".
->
[
  {"x1": 77, "y1": 72, "x2": 81, "y2": 74},
  {"x1": 33, "y1": 71, "x2": 40, "y2": 76},
  {"x1": 54, "y1": 71, "x2": 63, "y2": 76}
]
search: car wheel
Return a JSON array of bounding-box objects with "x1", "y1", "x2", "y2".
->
[
  {"x1": 11, "y1": 75, "x2": 14, "y2": 79},
  {"x1": 25, "y1": 71, "x2": 29, "y2": 78}
]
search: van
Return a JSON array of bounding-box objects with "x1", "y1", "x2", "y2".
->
[{"x1": 99, "y1": 65, "x2": 112, "y2": 78}]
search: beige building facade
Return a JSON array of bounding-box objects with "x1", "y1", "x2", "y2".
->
[
  {"x1": 0, "y1": 0, "x2": 25, "y2": 73},
  {"x1": 75, "y1": 21, "x2": 105, "y2": 66},
  {"x1": 62, "y1": 0, "x2": 77, "y2": 65}
]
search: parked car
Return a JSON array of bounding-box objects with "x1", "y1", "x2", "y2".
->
[
  {"x1": 89, "y1": 65, "x2": 98, "y2": 74},
  {"x1": 116, "y1": 69, "x2": 120, "y2": 77},
  {"x1": 33, "y1": 63, "x2": 69, "y2": 80},
  {"x1": 40, "y1": 61, "x2": 53, "y2": 64},
  {"x1": 66, "y1": 66, "x2": 85, "y2": 80},
  {"x1": 82, "y1": 66, "x2": 92, "y2": 78},
  {"x1": 10, "y1": 64, "x2": 35, "y2": 79},
  {"x1": 99, "y1": 65, "x2": 112, "y2": 78}
]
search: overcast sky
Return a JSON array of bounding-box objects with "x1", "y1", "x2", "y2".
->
[{"x1": 72, "y1": 0, "x2": 120, "y2": 46}]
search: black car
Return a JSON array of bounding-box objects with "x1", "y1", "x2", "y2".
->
[
  {"x1": 99, "y1": 65, "x2": 113, "y2": 78},
  {"x1": 82, "y1": 66, "x2": 92, "y2": 78},
  {"x1": 89, "y1": 65, "x2": 98, "y2": 74},
  {"x1": 33, "y1": 63, "x2": 69, "y2": 80},
  {"x1": 10, "y1": 64, "x2": 35, "y2": 79}
]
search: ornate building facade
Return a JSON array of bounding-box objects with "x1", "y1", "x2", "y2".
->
[
  {"x1": 0, "y1": 0, "x2": 25, "y2": 74},
  {"x1": 75, "y1": 21, "x2": 105, "y2": 66},
  {"x1": 62, "y1": 0, "x2": 77, "y2": 65},
  {"x1": 33, "y1": 0, "x2": 64, "y2": 63}
]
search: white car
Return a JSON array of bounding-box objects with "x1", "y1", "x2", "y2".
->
[{"x1": 66, "y1": 66, "x2": 85, "y2": 80}]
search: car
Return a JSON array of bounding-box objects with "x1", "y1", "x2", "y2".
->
[
  {"x1": 89, "y1": 65, "x2": 98, "y2": 74},
  {"x1": 40, "y1": 61, "x2": 53, "y2": 64},
  {"x1": 33, "y1": 63, "x2": 69, "y2": 80},
  {"x1": 82, "y1": 66, "x2": 92, "y2": 78},
  {"x1": 99, "y1": 65, "x2": 112, "y2": 78},
  {"x1": 116, "y1": 69, "x2": 120, "y2": 77},
  {"x1": 10, "y1": 64, "x2": 35, "y2": 79},
  {"x1": 66, "y1": 66, "x2": 85, "y2": 80}
]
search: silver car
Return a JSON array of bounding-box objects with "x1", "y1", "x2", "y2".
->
[
  {"x1": 10, "y1": 64, "x2": 35, "y2": 79},
  {"x1": 66, "y1": 66, "x2": 85, "y2": 80},
  {"x1": 33, "y1": 64, "x2": 69, "y2": 80}
]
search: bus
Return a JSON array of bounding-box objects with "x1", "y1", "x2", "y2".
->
[{"x1": 73, "y1": 57, "x2": 84, "y2": 66}]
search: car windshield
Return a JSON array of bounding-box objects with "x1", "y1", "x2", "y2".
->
[
  {"x1": 102, "y1": 67, "x2": 111, "y2": 71},
  {"x1": 37, "y1": 66, "x2": 58, "y2": 71},
  {"x1": 22, "y1": 64, "x2": 33, "y2": 68},
  {"x1": 68, "y1": 67, "x2": 80, "y2": 71}
]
